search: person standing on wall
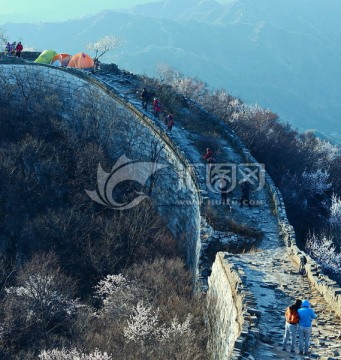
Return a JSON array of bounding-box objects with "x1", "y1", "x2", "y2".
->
[
  {"x1": 299, "y1": 255, "x2": 307, "y2": 275},
  {"x1": 15, "y1": 42, "x2": 23, "y2": 58},
  {"x1": 153, "y1": 97, "x2": 161, "y2": 118},
  {"x1": 11, "y1": 41, "x2": 16, "y2": 55},
  {"x1": 141, "y1": 87, "x2": 149, "y2": 111},
  {"x1": 166, "y1": 113, "x2": 174, "y2": 131},
  {"x1": 239, "y1": 179, "x2": 251, "y2": 207},
  {"x1": 298, "y1": 299, "x2": 317, "y2": 355},
  {"x1": 282, "y1": 299, "x2": 302, "y2": 353},
  {"x1": 218, "y1": 176, "x2": 231, "y2": 211},
  {"x1": 5, "y1": 42, "x2": 11, "y2": 56}
]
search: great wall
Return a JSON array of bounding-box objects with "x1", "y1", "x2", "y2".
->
[{"x1": 0, "y1": 55, "x2": 340, "y2": 359}]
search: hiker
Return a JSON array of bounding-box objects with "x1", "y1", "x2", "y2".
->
[
  {"x1": 166, "y1": 113, "x2": 174, "y2": 131},
  {"x1": 11, "y1": 41, "x2": 16, "y2": 55},
  {"x1": 240, "y1": 179, "x2": 251, "y2": 207},
  {"x1": 283, "y1": 299, "x2": 302, "y2": 353},
  {"x1": 93, "y1": 58, "x2": 100, "y2": 71},
  {"x1": 153, "y1": 97, "x2": 161, "y2": 118},
  {"x1": 298, "y1": 299, "x2": 317, "y2": 355},
  {"x1": 299, "y1": 255, "x2": 307, "y2": 275},
  {"x1": 141, "y1": 87, "x2": 149, "y2": 110},
  {"x1": 5, "y1": 42, "x2": 11, "y2": 55},
  {"x1": 15, "y1": 42, "x2": 23, "y2": 57},
  {"x1": 203, "y1": 148, "x2": 214, "y2": 163},
  {"x1": 218, "y1": 177, "x2": 231, "y2": 209}
]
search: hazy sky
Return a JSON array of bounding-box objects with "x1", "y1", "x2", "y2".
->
[{"x1": 0, "y1": 0, "x2": 228, "y2": 24}]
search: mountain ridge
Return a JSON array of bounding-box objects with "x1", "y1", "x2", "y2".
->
[{"x1": 2, "y1": 0, "x2": 340, "y2": 144}]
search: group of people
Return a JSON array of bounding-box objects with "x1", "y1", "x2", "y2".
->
[
  {"x1": 5, "y1": 41, "x2": 23, "y2": 57},
  {"x1": 283, "y1": 298, "x2": 317, "y2": 355},
  {"x1": 140, "y1": 88, "x2": 174, "y2": 131}
]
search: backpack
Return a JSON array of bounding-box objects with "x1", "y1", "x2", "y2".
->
[{"x1": 285, "y1": 306, "x2": 299, "y2": 324}]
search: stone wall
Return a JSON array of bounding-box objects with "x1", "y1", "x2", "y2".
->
[
  {"x1": 0, "y1": 63, "x2": 202, "y2": 273},
  {"x1": 207, "y1": 253, "x2": 259, "y2": 360},
  {"x1": 266, "y1": 176, "x2": 341, "y2": 317}
]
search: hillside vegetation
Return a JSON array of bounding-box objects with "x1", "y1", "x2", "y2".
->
[{"x1": 0, "y1": 66, "x2": 207, "y2": 359}]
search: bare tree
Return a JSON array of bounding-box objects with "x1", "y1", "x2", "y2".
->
[{"x1": 0, "y1": 28, "x2": 7, "y2": 50}]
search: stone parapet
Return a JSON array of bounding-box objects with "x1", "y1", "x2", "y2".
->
[
  {"x1": 265, "y1": 172, "x2": 341, "y2": 317},
  {"x1": 207, "y1": 253, "x2": 260, "y2": 360}
]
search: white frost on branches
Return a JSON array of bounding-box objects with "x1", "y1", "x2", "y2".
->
[
  {"x1": 124, "y1": 301, "x2": 159, "y2": 342},
  {"x1": 124, "y1": 301, "x2": 194, "y2": 344},
  {"x1": 159, "y1": 315, "x2": 194, "y2": 342},
  {"x1": 94, "y1": 274, "x2": 142, "y2": 318},
  {"x1": 5, "y1": 274, "x2": 79, "y2": 318},
  {"x1": 313, "y1": 138, "x2": 340, "y2": 164},
  {"x1": 301, "y1": 169, "x2": 331, "y2": 196},
  {"x1": 306, "y1": 232, "x2": 341, "y2": 273},
  {"x1": 329, "y1": 193, "x2": 341, "y2": 229},
  {"x1": 86, "y1": 35, "x2": 125, "y2": 60},
  {"x1": 39, "y1": 348, "x2": 112, "y2": 360}
]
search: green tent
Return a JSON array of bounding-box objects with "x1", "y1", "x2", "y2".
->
[{"x1": 34, "y1": 50, "x2": 57, "y2": 64}]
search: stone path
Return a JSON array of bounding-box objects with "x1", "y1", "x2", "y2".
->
[
  {"x1": 222, "y1": 183, "x2": 341, "y2": 359},
  {"x1": 93, "y1": 70, "x2": 341, "y2": 359}
]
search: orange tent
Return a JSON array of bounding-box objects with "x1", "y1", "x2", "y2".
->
[
  {"x1": 50, "y1": 53, "x2": 71, "y2": 67},
  {"x1": 67, "y1": 52, "x2": 94, "y2": 69}
]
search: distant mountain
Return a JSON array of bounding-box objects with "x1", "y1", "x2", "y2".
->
[{"x1": 2, "y1": 0, "x2": 341, "y2": 144}]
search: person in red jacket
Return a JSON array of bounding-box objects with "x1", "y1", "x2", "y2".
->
[
  {"x1": 203, "y1": 148, "x2": 214, "y2": 162},
  {"x1": 15, "y1": 42, "x2": 23, "y2": 58},
  {"x1": 153, "y1": 97, "x2": 161, "y2": 118}
]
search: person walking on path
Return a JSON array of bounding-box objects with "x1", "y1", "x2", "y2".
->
[
  {"x1": 166, "y1": 113, "x2": 174, "y2": 131},
  {"x1": 5, "y1": 42, "x2": 11, "y2": 56},
  {"x1": 153, "y1": 97, "x2": 161, "y2": 118},
  {"x1": 141, "y1": 87, "x2": 149, "y2": 111},
  {"x1": 298, "y1": 299, "x2": 317, "y2": 355},
  {"x1": 202, "y1": 148, "x2": 215, "y2": 163},
  {"x1": 283, "y1": 299, "x2": 302, "y2": 353},
  {"x1": 218, "y1": 176, "x2": 232, "y2": 210},
  {"x1": 15, "y1": 42, "x2": 23, "y2": 58},
  {"x1": 299, "y1": 254, "x2": 307, "y2": 275},
  {"x1": 240, "y1": 179, "x2": 251, "y2": 207},
  {"x1": 11, "y1": 41, "x2": 16, "y2": 55}
]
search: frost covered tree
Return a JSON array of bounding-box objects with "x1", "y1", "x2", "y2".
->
[
  {"x1": 156, "y1": 63, "x2": 208, "y2": 101},
  {"x1": 0, "y1": 253, "x2": 79, "y2": 354},
  {"x1": 329, "y1": 194, "x2": 341, "y2": 231},
  {"x1": 95, "y1": 274, "x2": 145, "y2": 319},
  {"x1": 301, "y1": 169, "x2": 332, "y2": 197},
  {"x1": 86, "y1": 35, "x2": 125, "y2": 61},
  {"x1": 123, "y1": 301, "x2": 197, "y2": 359},
  {"x1": 123, "y1": 301, "x2": 159, "y2": 342},
  {"x1": 0, "y1": 28, "x2": 7, "y2": 49},
  {"x1": 305, "y1": 232, "x2": 341, "y2": 273},
  {"x1": 39, "y1": 348, "x2": 112, "y2": 360}
]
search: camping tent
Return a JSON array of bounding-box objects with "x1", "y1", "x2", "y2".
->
[
  {"x1": 67, "y1": 52, "x2": 94, "y2": 69},
  {"x1": 50, "y1": 53, "x2": 71, "y2": 67},
  {"x1": 34, "y1": 50, "x2": 57, "y2": 64}
]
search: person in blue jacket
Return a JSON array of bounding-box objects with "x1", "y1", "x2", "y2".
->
[{"x1": 298, "y1": 299, "x2": 317, "y2": 355}]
